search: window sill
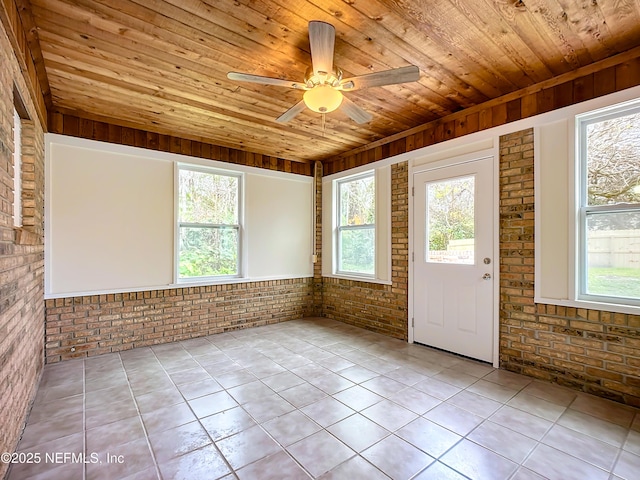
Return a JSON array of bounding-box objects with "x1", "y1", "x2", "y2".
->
[
  {"x1": 15, "y1": 227, "x2": 42, "y2": 246},
  {"x1": 44, "y1": 274, "x2": 314, "y2": 299},
  {"x1": 535, "y1": 295, "x2": 640, "y2": 316},
  {"x1": 175, "y1": 276, "x2": 246, "y2": 287},
  {"x1": 322, "y1": 273, "x2": 392, "y2": 286}
]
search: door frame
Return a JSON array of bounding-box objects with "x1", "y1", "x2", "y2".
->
[{"x1": 408, "y1": 148, "x2": 500, "y2": 367}]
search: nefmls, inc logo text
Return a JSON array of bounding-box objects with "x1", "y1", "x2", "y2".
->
[
  {"x1": 1, "y1": 452, "x2": 126, "y2": 465},
  {"x1": 48, "y1": 452, "x2": 100, "y2": 464},
  {"x1": 46, "y1": 452, "x2": 125, "y2": 464}
]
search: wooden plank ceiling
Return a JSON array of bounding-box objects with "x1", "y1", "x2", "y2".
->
[{"x1": 24, "y1": 0, "x2": 640, "y2": 163}]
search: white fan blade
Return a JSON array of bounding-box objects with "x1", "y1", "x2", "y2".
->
[
  {"x1": 339, "y1": 65, "x2": 420, "y2": 91},
  {"x1": 340, "y1": 96, "x2": 372, "y2": 124},
  {"x1": 308, "y1": 21, "x2": 335, "y2": 76},
  {"x1": 276, "y1": 100, "x2": 307, "y2": 123},
  {"x1": 227, "y1": 72, "x2": 307, "y2": 89}
]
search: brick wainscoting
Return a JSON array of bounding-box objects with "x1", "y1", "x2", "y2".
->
[
  {"x1": 499, "y1": 129, "x2": 640, "y2": 407},
  {"x1": 45, "y1": 279, "x2": 314, "y2": 363}
]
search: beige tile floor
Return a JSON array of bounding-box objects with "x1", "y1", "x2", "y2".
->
[{"x1": 6, "y1": 317, "x2": 640, "y2": 480}]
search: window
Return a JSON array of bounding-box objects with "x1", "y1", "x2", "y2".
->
[
  {"x1": 336, "y1": 171, "x2": 375, "y2": 276},
  {"x1": 13, "y1": 107, "x2": 22, "y2": 227},
  {"x1": 177, "y1": 165, "x2": 242, "y2": 280},
  {"x1": 426, "y1": 175, "x2": 475, "y2": 265},
  {"x1": 322, "y1": 165, "x2": 390, "y2": 284},
  {"x1": 577, "y1": 101, "x2": 640, "y2": 306}
]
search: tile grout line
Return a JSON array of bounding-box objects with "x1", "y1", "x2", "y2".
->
[
  {"x1": 264, "y1": 331, "x2": 403, "y2": 477},
  {"x1": 158, "y1": 338, "x2": 242, "y2": 479},
  {"x1": 273, "y1": 335, "x2": 433, "y2": 478},
  {"x1": 118, "y1": 350, "x2": 163, "y2": 480},
  {"x1": 200, "y1": 331, "x2": 353, "y2": 479},
  {"x1": 295, "y1": 325, "x2": 478, "y2": 478},
  {"x1": 206, "y1": 330, "x2": 395, "y2": 478},
  {"x1": 400, "y1": 370, "x2": 508, "y2": 478},
  {"x1": 446, "y1": 378, "x2": 560, "y2": 480},
  {"x1": 193, "y1": 348, "x2": 312, "y2": 479},
  {"x1": 432, "y1": 370, "x2": 632, "y2": 479}
]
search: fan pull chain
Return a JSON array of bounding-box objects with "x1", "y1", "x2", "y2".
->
[{"x1": 322, "y1": 113, "x2": 326, "y2": 136}]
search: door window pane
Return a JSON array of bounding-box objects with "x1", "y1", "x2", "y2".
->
[
  {"x1": 586, "y1": 210, "x2": 640, "y2": 298},
  {"x1": 426, "y1": 175, "x2": 475, "y2": 264}
]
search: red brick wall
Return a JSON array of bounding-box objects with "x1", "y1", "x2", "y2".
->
[
  {"x1": 0, "y1": 23, "x2": 46, "y2": 479},
  {"x1": 322, "y1": 162, "x2": 409, "y2": 340},
  {"x1": 499, "y1": 129, "x2": 640, "y2": 407},
  {"x1": 45, "y1": 279, "x2": 314, "y2": 363}
]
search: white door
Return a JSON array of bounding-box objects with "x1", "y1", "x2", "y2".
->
[{"x1": 413, "y1": 157, "x2": 495, "y2": 362}]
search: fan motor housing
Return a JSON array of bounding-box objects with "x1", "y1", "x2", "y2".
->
[{"x1": 305, "y1": 66, "x2": 343, "y2": 88}]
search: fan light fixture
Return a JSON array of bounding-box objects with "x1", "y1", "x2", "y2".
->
[
  {"x1": 303, "y1": 85, "x2": 343, "y2": 113},
  {"x1": 226, "y1": 21, "x2": 420, "y2": 124}
]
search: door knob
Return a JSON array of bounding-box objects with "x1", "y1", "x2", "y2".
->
[{"x1": 482, "y1": 273, "x2": 491, "y2": 280}]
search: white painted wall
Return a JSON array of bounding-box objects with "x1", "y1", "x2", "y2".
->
[{"x1": 45, "y1": 134, "x2": 313, "y2": 298}]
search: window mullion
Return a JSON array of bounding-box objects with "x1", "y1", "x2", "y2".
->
[
  {"x1": 179, "y1": 222, "x2": 240, "y2": 229},
  {"x1": 337, "y1": 224, "x2": 375, "y2": 231},
  {"x1": 584, "y1": 204, "x2": 640, "y2": 214}
]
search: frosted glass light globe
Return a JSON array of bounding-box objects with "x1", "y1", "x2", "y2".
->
[{"x1": 303, "y1": 85, "x2": 343, "y2": 113}]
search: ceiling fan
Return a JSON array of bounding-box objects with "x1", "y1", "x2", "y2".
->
[{"x1": 227, "y1": 21, "x2": 420, "y2": 124}]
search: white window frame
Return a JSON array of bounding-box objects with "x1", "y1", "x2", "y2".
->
[
  {"x1": 576, "y1": 100, "x2": 640, "y2": 308},
  {"x1": 176, "y1": 163, "x2": 243, "y2": 283},
  {"x1": 335, "y1": 170, "x2": 376, "y2": 278},
  {"x1": 13, "y1": 107, "x2": 22, "y2": 227},
  {"x1": 322, "y1": 164, "x2": 391, "y2": 285}
]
